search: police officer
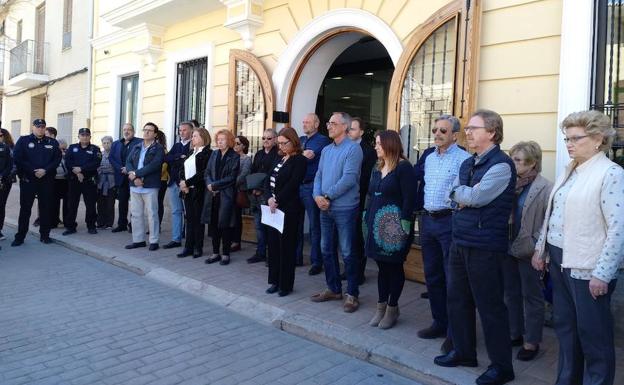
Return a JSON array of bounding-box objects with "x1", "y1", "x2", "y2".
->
[
  {"x1": 62, "y1": 128, "x2": 102, "y2": 235},
  {"x1": 12, "y1": 118, "x2": 62, "y2": 246}
]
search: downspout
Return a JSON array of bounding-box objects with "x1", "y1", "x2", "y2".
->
[{"x1": 87, "y1": 0, "x2": 94, "y2": 128}]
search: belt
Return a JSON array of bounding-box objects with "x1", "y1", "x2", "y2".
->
[{"x1": 424, "y1": 209, "x2": 453, "y2": 218}]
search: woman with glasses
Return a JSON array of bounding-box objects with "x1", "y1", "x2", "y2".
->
[
  {"x1": 177, "y1": 128, "x2": 212, "y2": 258},
  {"x1": 202, "y1": 129, "x2": 240, "y2": 265},
  {"x1": 0, "y1": 128, "x2": 14, "y2": 240},
  {"x1": 363, "y1": 130, "x2": 415, "y2": 329},
  {"x1": 265, "y1": 127, "x2": 307, "y2": 297},
  {"x1": 232, "y1": 135, "x2": 251, "y2": 252},
  {"x1": 502, "y1": 141, "x2": 552, "y2": 361},
  {"x1": 532, "y1": 110, "x2": 623, "y2": 384}
]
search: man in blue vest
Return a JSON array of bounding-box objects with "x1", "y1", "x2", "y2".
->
[{"x1": 434, "y1": 109, "x2": 516, "y2": 385}]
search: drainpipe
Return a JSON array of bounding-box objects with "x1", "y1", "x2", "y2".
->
[{"x1": 86, "y1": 0, "x2": 94, "y2": 128}]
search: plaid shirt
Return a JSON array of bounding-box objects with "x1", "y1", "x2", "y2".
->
[{"x1": 423, "y1": 143, "x2": 470, "y2": 211}]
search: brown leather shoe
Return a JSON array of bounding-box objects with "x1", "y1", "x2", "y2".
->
[
  {"x1": 343, "y1": 294, "x2": 360, "y2": 313},
  {"x1": 310, "y1": 289, "x2": 342, "y2": 302}
]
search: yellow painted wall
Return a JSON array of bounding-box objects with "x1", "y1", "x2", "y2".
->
[{"x1": 91, "y1": 0, "x2": 562, "y2": 177}]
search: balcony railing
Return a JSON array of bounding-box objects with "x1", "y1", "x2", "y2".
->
[{"x1": 9, "y1": 40, "x2": 48, "y2": 79}]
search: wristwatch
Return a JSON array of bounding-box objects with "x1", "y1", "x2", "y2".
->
[{"x1": 323, "y1": 194, "x2": 331, "y2": 201}]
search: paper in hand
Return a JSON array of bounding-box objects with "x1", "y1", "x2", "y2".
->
[{"x1": 261, "y1": 204, "x2": 285, "y2": 234}]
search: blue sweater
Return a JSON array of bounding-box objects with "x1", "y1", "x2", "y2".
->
[{"x1": 313, "y1": 137, "x2": 363, "y2": 210}]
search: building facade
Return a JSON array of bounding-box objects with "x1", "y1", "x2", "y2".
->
[{"x1": 0, "y1": 0, "x2": 91, "y2": 145}]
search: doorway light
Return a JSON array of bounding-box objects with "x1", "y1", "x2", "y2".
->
[
  {"x1": 331, "y1": 76, "x2": 342, "y2": 80},
  {"x1": 341, "y1": 96, "x2": 351, "y2": 100},
  {"x1": 364, "y1": 72, "x2": 374, "y2": 76}
]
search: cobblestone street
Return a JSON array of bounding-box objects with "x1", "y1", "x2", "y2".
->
[{"x1": 0, "y1": 229, "x2": 421, "y2": 385}]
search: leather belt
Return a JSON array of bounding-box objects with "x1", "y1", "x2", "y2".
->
[{"x1": 425, "y1": 209, "x2": 453, "y2": 218}]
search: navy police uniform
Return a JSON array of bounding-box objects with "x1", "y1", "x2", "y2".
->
[
  {"x1": 64, "y1": 129, "x2": 102, "y2": 233},
  {"x1": 13, "y1": 120, "x2": 62, "y2": 244}
]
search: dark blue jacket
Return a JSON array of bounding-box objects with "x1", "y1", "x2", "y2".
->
[
  {"x1": 64, "y1": 143, "x2": 102, "y2": 182},
  {"x1": 125, "y1": 142, "x2": 165, "y2": 189},
  {"x1": 164, "y1": 141, "x2": 191, "y2": 186},
  {"x1": 452, "y1": 145, "x2": 516, "y2": 253},
  {"x1": 0, "y1": 142, "x2": 13, "y2": 182},
  {"x1": 13, "y1": 134, "x2": 61, "y2": 180},
  {"x1": 413, "y1": 146, "x2": 436, "y2": 211},
  {"x1": 110, "y1": 137, "x2": 142, "y2": 186}
]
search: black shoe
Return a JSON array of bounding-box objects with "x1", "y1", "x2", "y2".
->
[
  {"x1": 149, "y1": 243, "x2": 159, "y2": 251},
  {"x1": 177, "y1": 249, "x2": 193, "y2": 258},
  {"x1": 125, "y1": 242, "x2": 146, "y2": 249},
  {"x1": 33, "y1": 218, "x2": 40, "y2": 227},
  {"x1": 417, "y1": 324, "x2": 446, "y2": 339},
  {"x1": 112, "y1": 226, "x2": 127, "y2": 233},
  {"x1": 40, "y1": 237, "x2": 52, "y2": 244},
  {"x1": 510, "y1": 336, "x2": 524, "y2": 347},
  {"x1": 163, "y1": 241, "x2": 181, "y2": 249},
  {"x1": 88, "y1": 228, "x2": 98, "y2": 235},
  {"x1": 62, "y1": 229, "x2": 77, "y2": 236},
  {"x1": 516, "y1": 345, "x2": 539, "y2": 361},
  {"x1": 11, "y1": 239, "x2": 23, "y2": 247},
  {"x1": 219, "y1": 255, "x2": 230, "y2": 265},
  {"x1": 230, "y1": 243, "x2": 241, "y2": 252},
  {"x1": 246, "y1": 254, "x2": 266, "y2": 264},
  {"x1": 193, "y1": 249, "x2": 203, "y2": 258},
  {"x1": 205, "y1": 254, "x2": 221, "y2": 264},
  {"x1": 308, "y1": 264, "x2": 323, "y2": 275},
  {"x1": 433, "y1": 350, "x2": 478, "y2": 368},
  {"x1": 440, "y1": 337, "x2": 453, "y2": 355},
  {"x1": 266, "y1": 284, "x2": 279, "y2": 294},
  {"x1": 278, "y1": 290, "x2": 291, "y2": 297},
  {"x1": 476, "y1": 366, "x2": 514, "y2": 385}
]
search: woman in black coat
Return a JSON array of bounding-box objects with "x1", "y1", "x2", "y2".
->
[
  {"x1": 178, "y1": 128, "x2": 212, "y2": 258},
  {"x1": 265, "y1": 127, "x2": 307, "y2": 297},
  {"x1": 363, "y1": 130, "x2": 415, "y2": 329},
  {"x1": 201, "y1": 129, "x2": 240, "y2": 265}
]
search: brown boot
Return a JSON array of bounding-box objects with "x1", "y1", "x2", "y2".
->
[
  {"x1": 369, "y1": 302, "x2": 387, "y2": 327},
  {"x1": 378, "y1": 305, "x2": 399, "y2": 329}
]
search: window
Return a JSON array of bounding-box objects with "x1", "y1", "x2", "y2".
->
[
  {"x1": 10, "y1": 120, "x2": 21, "y2": 139},
  {"x1": 62, "y1": 0, "x2": 72, "y2": 49},
  {"x1": 591, "y1": 0, "x2": 624, "y2": 167},
  {"x1": 16, "y1": 20, "x2": 22, "y2": 45},
  {"x1": 57, "y1": 112, "x2": 73, "y2": 145},
  {"x1": 119, "y1": 74, "x2": 139, "y2": 138},
  {"x1": 174, "y1": 57, "x2": 207, "y2": 137}
]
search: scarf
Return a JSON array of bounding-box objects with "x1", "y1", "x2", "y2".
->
[{"x1": 515, "y1": 168, "x2": 538, "y2": 195}]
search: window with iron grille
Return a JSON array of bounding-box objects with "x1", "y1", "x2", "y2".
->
[
  {"x1": 62, "y1": 0, "x2": 72, "y2": 50},
  {"x1": 57, "y1": 112, "x2": 73, "y2": 146},
  {"x1": 234, "y1": 60, "x2": 265, "y2": 153},
  {"x1": 119, "y1": 74, "x2": 139, "y2": 138},
  {"x1": 174, "y1": 57, "x2": 207, "y2": 139},
  {"x1": 591, "y1": 0, "x2": 624, "y2": 167}
]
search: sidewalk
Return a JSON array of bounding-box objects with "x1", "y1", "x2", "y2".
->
[{"x1": 3, "y1": 189, "x2": 622, "y2": 385}]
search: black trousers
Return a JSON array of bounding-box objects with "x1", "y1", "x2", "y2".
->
[
  {"x1": 16, "y1": 177, "x2": 54, "y2": 240},
  {"x1": 0, "y1": 181, "x2": 12, "y2": 230},
  {"x1": 447, "y1": 243, "x2": 513, "y2": 372},
  {"x1": 51, "y1": 179, "x2": 68, "y2": 228},
  {"x1": 267, "y1": 208, "x2": 300, "y2": 293},
  {"x1": 97, "y1": 188, "x2": 116, "y2": 227},
  {"x1": 184, "y1": 192, "x2": 205, "y2": 252},
  {"x1": 66, "y1": 179, "x2": 98, "y2": 231},
  {"x1": 375, "y1": 260, "x2": 405, "y2": 306},
  {"x1": 116, "y1": 178, "x2": 130, "y2": 228},
  {"x1": 158, "y1": 180, "x2": 167, "y2": 226},
  {"x1": 548, "y1": 244, "x2": 616, "y2": 385},
  {"x1": 353, "y1": 203, "x2": 367, "y2": 280},
  {"x1": 209, "y1": 197, "x2": 233, "y2": 255},
  {"x1": 233, "y1": 206, "x2": 243, "y2": 243}
]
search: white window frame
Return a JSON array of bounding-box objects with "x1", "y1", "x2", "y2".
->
[{"x1": 108, "y1": 64, "x2": 142, "y2": 140}]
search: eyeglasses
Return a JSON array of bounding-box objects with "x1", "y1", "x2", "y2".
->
[
  {"x1": 464, "y1": 125, "x2": 487, "y2": 132},
  {"x1": 277, "y1": 140, "x2": 290, "y2": 146},
  {"x1": 563, "y1": 135, "x2": 589, "y2": 144},
  {"x1": 431, "y1": 127, "x2": 448, "y2": 134},
  {"x1": 262, "y1": 137, "x2": 274, "y2": 140}
]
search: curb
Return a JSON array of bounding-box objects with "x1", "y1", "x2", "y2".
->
[{"x1": 7, "y1": 219, "x2": 469, "y2": 385}]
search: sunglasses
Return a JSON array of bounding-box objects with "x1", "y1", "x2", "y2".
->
[
  {"x1": 431, "y1": 128, "x2": 448, "y2": 134},
  {"x1": 262, "y1": 137, "x2": 274, "y2": 140}
]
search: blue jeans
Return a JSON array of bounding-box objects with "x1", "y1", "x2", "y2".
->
[
  {"x1": 297, "y1": 183, "x2": 322, "y2": 266},
  {"x1": 168, "y1": 183, "x2": 184, "y2": 242},
  {"x1": 253, "y1": 210, "x2": 267, "y2": 258},
  {"x1": 420, "y1": 214, "x2": 453, "y2": 331},
  {"x1": 320, "y1": 207, "x2": 359, "y2": 297}
]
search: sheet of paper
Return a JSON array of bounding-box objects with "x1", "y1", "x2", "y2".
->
[
  {"x1": 184, "y1": 159, "x2": 196, "y2": 180},
  {"x1": 261, "y1": 205, "x2": 284, "y2": 234}
]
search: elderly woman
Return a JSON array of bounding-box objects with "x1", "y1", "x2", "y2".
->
[
  {"x1": 202, "y1": 129, "x2": 240, "y2": 265},
  {"x1": 532, "y1": 110, "x2": 623, "y2": 385},
  {"x1": 502, "y1": 141, "x2": 552, "y2": 361},
  {"x1": 232, "y1": 135, "x2": 251, "y2": 252},
  {"x1": 97, "y1": 136, "x2": 116, "y2": 229}
]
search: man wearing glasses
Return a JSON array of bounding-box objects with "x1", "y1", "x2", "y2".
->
[
  {"x1": 434, "y1": 109, "x2": 516, "y2": 385},
  {"x1": 417, "y1": 115, "x2": 470, "y2": 355},
  {"x1": 311, "y1": 112, "x2": 363, "y2": 313},
  {"x1": 297, "y1": 113, "x2": 330, "y2": 274},
  {"x1": 247, "y1": 128, "x2": 279, "y2": 264}
]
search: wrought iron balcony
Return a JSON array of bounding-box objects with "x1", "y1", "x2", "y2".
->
[{"x1": 8, "y1": 40, "x2": 49, "y2": 88}]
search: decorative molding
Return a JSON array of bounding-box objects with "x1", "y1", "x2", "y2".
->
[
  {"x1": 92, "y1": 23, "x2": 164, "y2": 72},
  {"x1": 102, "y1": 0, "x2": 170, "y2": 27},
  {"x1": 221, "y1": 0, "x2": 263, "y2": 50}
]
